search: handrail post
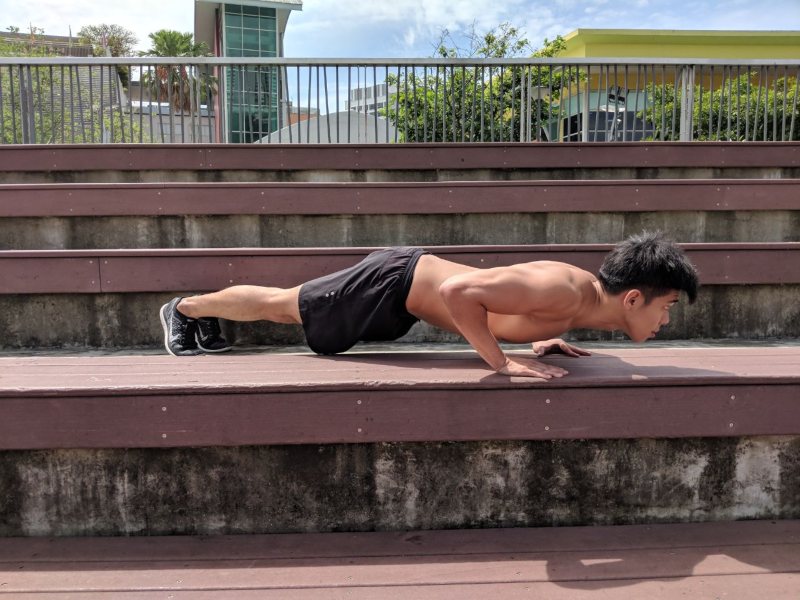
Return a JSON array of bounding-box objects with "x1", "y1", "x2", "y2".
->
[{"x1": 679, "y1": 65, "x2": 695, "y2": 141}]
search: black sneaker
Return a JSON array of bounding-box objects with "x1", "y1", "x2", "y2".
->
[
  {"x1": 196, "y1": 317, "x2": 232, "y2": 353},
  {"x1": 159, "y1": 297, "x2": 201, "y2": 356}
]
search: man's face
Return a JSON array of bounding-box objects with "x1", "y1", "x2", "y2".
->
[{"x1": 623, "y1": 289, "x2": 681, "y2": 342}]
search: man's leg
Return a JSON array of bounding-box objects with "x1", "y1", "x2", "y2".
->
[
  {"x1": 177, "y1": 285, "x2": 302, "y2": 324},
  {"x1": 160, "y1": 285, "x2": 302, "y2": 356}
]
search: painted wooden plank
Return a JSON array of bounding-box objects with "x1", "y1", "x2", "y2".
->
[
  {"x1": 1, "y1": 179, "x2": 798, "y2": 216},
  {"x1": 0, "y1": 349, "x2": 798, "y2": 449},
  {"x1": 1, "y1": 521, "x2": 798, "y2": 597},
  {"x1": 1, "y1": 142, "x2": 798, "y2": 172},
  {"x1": 3, "y1": 520, "x2": 796, "y2": 561},
  {"x1": 2, "y1": 243, "x2": 794, "y2": 294},
  {"x1": 0, "y1": 256, "x2": 100, "y2": 293}
]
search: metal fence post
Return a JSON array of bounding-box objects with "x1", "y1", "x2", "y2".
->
[{"x1": 679, "y1": 65, "x2": 695, "y2": 141}]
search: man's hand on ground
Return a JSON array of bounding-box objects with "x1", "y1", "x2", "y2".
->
[
  {"x1": 496, "y1": 356, "x2": 569, "y2": 379},
  {"x1": 532, "y1": 338, "x2": 592, "y2": 358}
]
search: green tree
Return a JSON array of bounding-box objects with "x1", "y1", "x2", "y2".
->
[
  {"x1": 383, "y1": 25, "x2": 577, "y2": 142},
  {"x1": 77, "y1": 24, "x2": 137, "y2": 57},
  {"x1": 1, "y1": 29, "x2": 146, "y2": 143},
  {"x1": 78, "y1": 24, "x2": 138, "y2": 87},
  {"x1": 139, "y1": 29, "x2": 215, "y2": 113},
  {"x1": 642, "y1": 70, "x2": 799, "y2": 141}
]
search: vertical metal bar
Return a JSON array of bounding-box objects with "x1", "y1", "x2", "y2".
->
[
  {"x1": 547, "y1": 64, "x2": 554, "y2": 142},
  {"x1": 772, "y1": 67, "x2": 778, "y2": 142},
  {"x1": 518, "y1": 65, "x2": 525, "y2": 142},
  {"x1": 372, "y1": 64, "x2": 378, "y2": 143},
  {"x1": 98, "y1": 64, "x2": 103, "y2": 143},
  {"x1": 18, "y1": 66, "x2": 30, "y2": 143},
  {"x1": 753, "y1": 66, "x2": 762, "y2": 141},
  {"x1": 632, "y1": 64, "x2": 640, "y2": 140},
  {"x1": 403, "y1": 65, "x2": 409, "y2": 142},
  {"x1": 130, "y1": 65, "x2": 136, "y2": 142},
  {"x1": 69, "y1": 65, "x2": 77, "y2": 143},
  {"x1": 256, "y1": 65, "x2": 264, "y2": 143},
  {"x1": 346, "y1": 66, "x2": 350, "y2": 143},
  {"x1": 9, "y1": 65, "x2": 19, "y2": 143},
  {"x1": 423, "y1": 66, "x2": 428, "y2": 142},
  {"x1": 498, "y1": 66, "x2": 505, "y2": 142},
  {"x1": 669, "y1": 66, "x2": 677, "y2": 140},
  {"x1": 510, "y1": 64, "x2": 517, "y2": 141},
  {"x1": 536, "y1": 64, "x2": 542, "y2": 142},
  {"x1": 48, "y1": 65, "x2": 56, "y2": 143},
  {"x1": 460, "y1": 65, "x2": 466, "y2": 142},
  {"x1": 708, "y1": 66, "x2": 715, "y2": 140},
  {"x1": 169, "y1": 65, "x2": 177, "y2": 144},
  {"x1": 555, "y1": 65, "x2": 563, "y2": 142},
  {"x1": 488, "y1": 64, "x2": 494, "y2": 142},
  {"x1": 725, "y1": 65, "x2": 732, "y2": 140},
  {"x1": 433, "y1": 65, "x2": 440, "y2": 142},
  {"x1": 580, "y1": 65, "x2": 588, "y2": 142},
  {"x1": 660, "y1": 65, "x2": 666, "y2": 141},
  {"x1": 696, "y1": 65, "x2": 703, "y2": 141},
  {"x1": 316, "y1": 65, "x2": 321, "y2": 143},
  {"x1": 394, "y1": 65, "x2": 400, "y2": 143},
  {"x1": 789, "y1": 66, "x2": 799, "y2": 141},
  {"x1": 178, "y1": 63, "x2": 185, "y2": 143},
  {"x1": 596, "y1": 64, "x2": 604, "y2": 141},
  {"x1": 717, "y1": 66, "x2": 726, "y2": 141},
  {"x1": 620, "y1": 65, "x2": 628, "y2": 141},
  {"x1": 451, "y1": 65, "x2": 457, "y2": 142},
  {"x1": 35, "y1": 66, "x2": 44, "y2": 143},
  {"x1": 410, "y1": 64, "x2": 418, "y2": 142},
  {"x1": 471, "y1": 64, "x2": 478, "y2": 142},
  {"x1": 735, "y1": 64, "x2": 741, "y2": 140},
  {"x1": 307, "y1": 65, "x2": 312, "y2": 142},
  {"x1": 0, "y1": 66, "x2": 6, "y2": 143},
  {"x1": 481, "y1": 65, "x2": 486, "y2": 142},
  {"x1": 188, "y1": 64, "x2": 196, "y2": 143},
  {"x1": 385, "y1": 65, "x2": 389, "y2": 143},
  {"x1": 335, "y1": 65, "x2": 339, "y2": 143},
  {"x1": 442, "y1": 65, "x2": 447, "y2": 141},
  {"x1": 296, "y1": 64, "x2": 301, "y2": 143},
  {"x1": 781, "y1": 65, "x2": 788, "y2": 141},
  {"x1": 564, "y1": 65, "x2": 571, "y2": 141},
  {"x1": 206, "y1": 64, "x2": 214, "y2": 143},
  {"x1": 324, "y1": 65, "x2": 331, "y2": 143},
  {"x1": 763, "y1": 66, "x2": 769, "y2": 141},
  {"x1": 745, "y1": 65, "x2": 751, "y2": 141},
  {"x1": 116, "y1": 66, "x2": 126, "y2": 143}
]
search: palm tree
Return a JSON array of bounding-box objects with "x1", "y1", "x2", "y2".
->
[{"x1": 140, "y1": 30, "x2": 216, "y2": 113}]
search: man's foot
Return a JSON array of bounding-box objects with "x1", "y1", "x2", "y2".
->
[
  {"x1": 195, "y1": 317, "x2": 232, "y2": 353},
  {"x1": 159, "y1": 298, "x2": 201, "y2": 356}
]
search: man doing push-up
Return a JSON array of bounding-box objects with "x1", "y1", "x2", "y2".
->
[{"x1": 159, "y1": 231, "x2": 698, "y2": 379}]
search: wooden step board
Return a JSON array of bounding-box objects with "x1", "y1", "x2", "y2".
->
[
  {"x1": 1, "y1": 520, "x2": 798, "y2": 598},
  {"x1": 1, "y1": 243, "x2": 798, "y2": 294},
  {"x1": 1, "y1": 347, "x2": 798, "y2": 449},
  {"x1": 1, "y1": 179, "x2": 798, "y2": 216},
  {"x1": 1, "y1": 142, "x2": 798, "y2": 172}
]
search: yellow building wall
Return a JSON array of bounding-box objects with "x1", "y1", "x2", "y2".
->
[{"x1": 561, "y1": 30, "x2": 800, "y2": 60}]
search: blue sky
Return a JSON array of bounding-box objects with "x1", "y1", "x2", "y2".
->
[{"x1": 2, "y1": 0, "x2": 799, "y2": 57}]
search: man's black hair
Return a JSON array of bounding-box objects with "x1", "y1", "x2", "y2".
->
[{"x1": 598, "y1": 231, "x2": 699, "y2": 303}]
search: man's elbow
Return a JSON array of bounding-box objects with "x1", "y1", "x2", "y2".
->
[{"x1": 438, "y1": 279, "x2": 465, "y2": 302}]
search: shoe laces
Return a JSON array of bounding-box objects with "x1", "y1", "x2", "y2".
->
[{"x1": 197, "y1": 317, "x2": 222, "y2": 339}]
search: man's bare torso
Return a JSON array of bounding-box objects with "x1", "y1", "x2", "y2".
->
[{"x1": 406, "y1": 254, "x2": 601, "y2": 343}]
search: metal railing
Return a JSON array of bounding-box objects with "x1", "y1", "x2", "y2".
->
[{"x1": 0, "y1": 57, "x2": 798, "y2": 144}]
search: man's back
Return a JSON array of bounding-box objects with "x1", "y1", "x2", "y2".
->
[{"x1": 407, "y1": 255, "x2": 599, "y2": 343}]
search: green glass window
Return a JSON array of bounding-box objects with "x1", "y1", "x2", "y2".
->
[{"x1": 223, "y1": 3, "x2": 279, "y2": 142}]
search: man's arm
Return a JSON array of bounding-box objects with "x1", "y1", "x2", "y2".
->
[{"x1": 437, "y1": 266, "x2": 577, "y2": 379}]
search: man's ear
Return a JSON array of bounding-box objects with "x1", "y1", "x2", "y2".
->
[{"x1": 622, "y1": 289, "x2": 644, "y2": 309}]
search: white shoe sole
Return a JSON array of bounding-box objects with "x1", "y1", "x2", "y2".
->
[{"x1": 159, "y1": 302, "x2": 179, "y2": 357}]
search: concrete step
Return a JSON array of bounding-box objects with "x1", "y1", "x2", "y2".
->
[
  {"x1": 0, "y1": 345, "x2": 798, "y2": 536},
  {"x1": 1, "y1": 243, "x2": 798, "y2": 348},
  {"x1": 2, "y1": 142, "x2": 798, "y2": 183},
  {"x1": 2, "y1": 179, "x2": 798, "y2": 249}
]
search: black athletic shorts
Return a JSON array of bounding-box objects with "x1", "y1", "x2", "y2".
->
[{"x1": 298, "y1": 247, "x2": 429, "y2": 355}]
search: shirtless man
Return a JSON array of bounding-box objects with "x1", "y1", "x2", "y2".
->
[{"x1": 159, "y1": 231, "x2": 698, "y2": 379}]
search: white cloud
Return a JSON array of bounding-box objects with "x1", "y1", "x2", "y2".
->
[{"x1": 0, "y1": 0, "x2": 195, "y2": 52}]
